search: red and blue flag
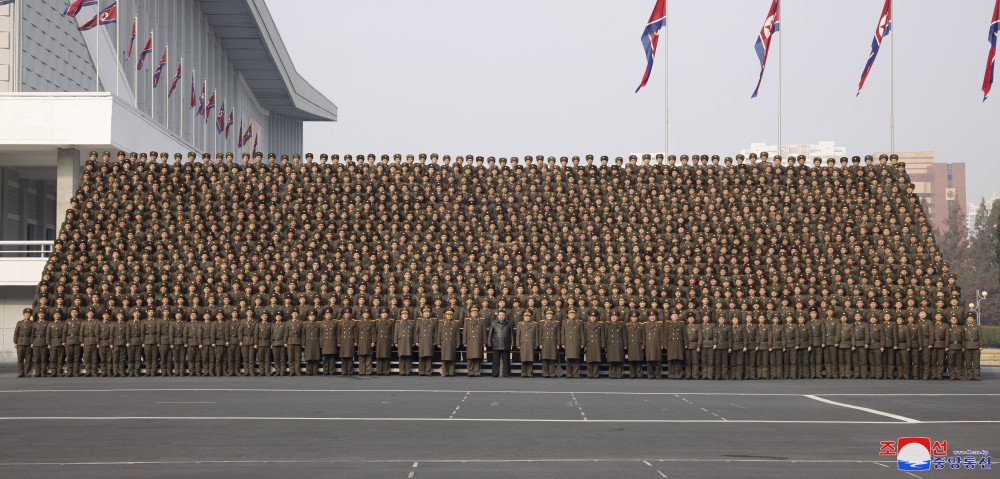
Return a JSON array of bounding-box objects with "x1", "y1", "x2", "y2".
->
[
  {"x1": 984, "y1": 0, "x2": 1000, "y2": 101},
  {"x1": 126, "y1": 19, "x2": 136, "y2": 60},
  {"x1": 64, "y1": 0, "x2": 98, "y2": 17},
  {"x1": 152, "y1": 51, "x2": 167, "y2": 87},
  {"x1": 751, "y1": 0, "x2": 780, "y2": 98},
  {"x1": 78, "y1": 2, "x2": 116, "y2": 31},
  {"x1": 136, "y1": 36, "x2": 152, "y2": 70},
  {"x1": 635, "y1": 0, "x2": 667, "y2": 93},
  {"x1": 168, "y1": 62, "x2": 182, "y2": 97},
  {"x1": 857, "y1": 0, "x2": 892, "y2": 96},
  {"x1": 205, "y1": 93, "x2": 215, "y2": 122}
]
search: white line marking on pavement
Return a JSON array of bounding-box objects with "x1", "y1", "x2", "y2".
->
[
  {"x1": 449, "y1": 393, "x2": 470, "y2": 419},
  {"x1": 804, "y1": 395, "x2": 920, "y2": 423},
  {"x1": 656, "y1": 470, "x2": 667, "y2": 478},
  {"x1": 1, "y1": 389, "x2": 997, "y2": 396},
  {"x1": 154, "y1": 401, "x2": 216, "y2": 404},
  {"x1": 904, "y1": 472, "x2": 921, "y2": 478},
  {"x1": 642, "y1": 461, "x2": 652, "y2": 466},
  {"x1": 0, "y1": 416, "x2": 959, "y2": 424},
  {"x1": 571, "y1": 393, "x2": 587, "y2": 421},
  {"x1": 407, "y1": 461, "x2": 418, "y2": 478},
  {"x1": 874, "y1": 462, "x2": 889, "y2": 468}
]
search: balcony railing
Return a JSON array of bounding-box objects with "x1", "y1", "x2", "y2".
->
[{"x1": 0, "y1": 241, "x2": 53, "y2": 259}]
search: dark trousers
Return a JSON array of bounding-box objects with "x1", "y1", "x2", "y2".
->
[
  {"x1": 341, "y1": 356, "x2": 354, "y2": 375},
  {"x1": 542, "y1": 359, "x2": 557, "y2": 378},
  {"x1": 272, "y1": 347, "x2": 287, "y2": 375},
  {"x1": 399, "y1": 356, "x2": 413, "y2": 376},
  {"x1": 491, "y1": 349, "x2": 511, "y2": 377},
  {"x1": 66, "y1": 345, "x2": 81, "y2": 376},
  {"x1": 49, "y1": 346, "x2": 65, "y2": 376},
  {"x1": 83, "y1": 345, "x2": 97, "y2": 375},
  {"x1": 376, "y1": 357, "x2": 391, "y2": 375},
  {"x1": 32, "y1": 346, "x2": 47, "y2": 377},
  {"x1": 418, "y1": 356, "x2": 433, "y2": 376},
  {"x1": 468, "y1": 358, "x2": 483, "y2": 377},
  {"x1": 322, "y1": 355, "x2": 337, "y2": 375},
  {"x1": 288, "y1": 345, "x2": 301, "y2": 375},
  {"x1": 257, "y1": 347, "x2": 271, "y2": 376},
  {"x1": 16, "y1": 345, "x2": 31, "y2": 376}
]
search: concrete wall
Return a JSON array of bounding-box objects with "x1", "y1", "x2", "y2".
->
[{"x1": 0, "y1": 286, "x2": 33, "y2": 364}]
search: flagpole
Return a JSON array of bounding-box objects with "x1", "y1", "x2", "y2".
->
[
  {"x1": 214, "y1": 90, "x2": 218, "y2": 156},
  {"x1": 664, "y1": 1, "x2": 669, "y2": 158},
  {"x1": 149, "y1": 30, "x2": 154, "y2": 120},
  {"x1": 777, "y1": 0, "x2": 782, "y2": 155},
  {"x1": 202, "y1": 79, "x2": 207, "y2": 152},
  {"x1": 95, "y1": 0, "x2": 101, "y2": 92},
  {"x1": 180, "y1": 59, "x2": 184, "y2": 139},
  {"x1": 890, "y1": 0, "x2": 895, "y2": 155},
  {"x1": 165, "y1": 44, "x2": 169, "y2": 132},
  {"x1": 115, "y1": 0, "x2": 120, "y2": 96},
  {"x1": 132, "y1": 15, "x2": 137, "y2": 107}
]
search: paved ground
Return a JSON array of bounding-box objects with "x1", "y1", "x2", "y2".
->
[{"x1": 0, "y1": 365, "x2": 997, "y2": 478}]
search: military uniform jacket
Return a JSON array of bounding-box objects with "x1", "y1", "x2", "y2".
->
[
  {"x1": 699, "y1": 323, "x2": 717, "y2": 349},
  {"x1": 211, "y1": 321, "x2": 228, "y2": 346},
  {"x1": 198, "y1": 322, "x2": 213, "y2": 347},
  {"x1": 626, "y1": 322, "x2": 645, "y2": 360},
  {"x1": 81, "y1": 320, "x2": 100, "y2": 346},
  {"x1": 302, "y1": 322, "x2": 321, "y2": 360},
  {"x1": 768, "y1": 325, "x2": 784, "y2": 349},
  {"x1": 159, "y1": 320, "x2": 173, "y2": 346},
  {"x1": 538, "y1": 320, "x2": 560, "y2": 360},
  {"x1": 112, "y1": 322, "x2": 128, "y2": 346},
  {"x1": 168, "y1": 321, "x2": 185, "y2": 346},
  {"x1": 98, "y1": 321, "x2": 113, "y2": 346},
  {"x1": 946, "y1": 326, "x2": 963, "y2": 350},
  {"x1": 932, "y1": 323, "x2": 948, "y2": 348},
  {"x1": 320, "y1": 321, "x2": 338, "y2": 354},
  {"x1": 822, "y1": 319, "x2": 838, "y2": 346},
  {"x1": 882, "y1": 322, "x2": 896, "y2": 348},
  {"x1": 185, "y1": 322, "x2": 201, "y2": 346},
  {"x1": 31, "y1": 321, "x2": 48, "y2": 347},
  {"x1": 517, "y1": 321, "x2": 540, "y2": 353},
  {"x1": 783, "y1": 323, "x2": 796, "y2": 349},
  {"x1": 794, "y1": 324, "x2": 810, "y2": 349},
  {"x1": 394, "y1": 319, "x2": 415, "y2": 356},
  {"x1": 415, "y1": 318, "x2": 438, "y2": 358},
  {"x1": 437, "y1": 319, "x2": 461, "y2": 361},
  {"x1": 666, "y1": 321, "x2": 685, "y2": 360},
  {"x1": 337, "y1": 320, "x2": 358, "y2": 357},
  {"x1": 356, "y1": 320, "x2": 375, "y2": 355},
  {"x1": 47, "y1": 321, "x2": 66, "y2": 346},
  {"x1": 463, "y1": 317, "x2": 486, "y2": 359},
  {"x1": 918, "y1": 320, "x2": 933, "y2": 346},
  {"x1": 561, "y1": 319, "x2": 584, "y2": 360},
  {"x1": 240, "y1": 320, "x2": 255, "y2": 345},
  {"x1": 894, "y1": 323, "x2": 911, "y2": 349},
  {"x1": 584, "y1": 322, "x2": 603, "y2": 362},
  {"x1": 14, "y1": 320, "x2": 33, "y2": 346},
  {"x1": 643, "y1": 321, "x2": 665, "y2": 361},
  {"x1": 127, "y1": 320, "x2": 144, "y2": 345},
  {"x1": 286, "y1": 320, "x2": 304, "y2": 346},
  {"x1": 375, "y1": 319, "x2": 395, "y2": 358},
  {"x1": 964, "y1": 325, "x2": 981, "y2": 349},
  {"x1": 270, "y1": 322, "x2": 287, "y2": 347},
  {"x1": 731, "y1": 324, "x2": 746, "y2": 350},
  {"x1": 685, "y1": 324, "x2": 701, "y2": 350},
  {"x1": 65, "y1": 320, "x2": 82, "y2": 346},
  {"x1": 809, "y1": 320, "x2": 823, "y2": 347},
  {"x1": 715, "y1": 324, "x2": 732, "y2": 350},
  {"x1": 255, "y1": 322, "x2": 273, "y2": 349},
  {"x1": 603, "y1": 321, "x2": 625, "y2": 362},
  {"x1": 835, "y1": 323, "x2": 853, "y2": 348},
  {"x1": 907, "y1": 323, "x2": 922, "y2": 349},
  {"x1": 852, "y1": 323, "x2": 868, "y2": 348}
]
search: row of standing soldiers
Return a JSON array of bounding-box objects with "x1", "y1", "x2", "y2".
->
[{"x1": 11, "y1": 306, "x2": 983, "y2": 381}]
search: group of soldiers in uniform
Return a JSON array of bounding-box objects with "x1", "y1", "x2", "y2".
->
[
  {"x1": 17, "y1": 149, "x2": 980, "y2": 380},
  {"x1": 12, "y1": 304, "x2": 983, "y2": 380}
]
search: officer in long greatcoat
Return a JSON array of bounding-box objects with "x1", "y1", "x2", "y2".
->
[
  {"x1": 302, "y1": 311, "x2": 321, "y2": 375},
  {"x1": 437, "y1": 310, "x2": 461, "y2": 376},
  {"x1": 603, "y1": 313, "x2": 625, "y2": 379},
  {"x1": 561, "y1": 308, "x2": 584, "y2": 378},
  {"x1": 463, "y1": 307, "x2": 486, "y2": 377},
  {"x1": 395, "y1": 310, "x2": 416, "y2": 376},
  {"x1": 538, "y1": 309, "x2": 560, "y2": 378},
  {"x1": 320, "y1": 310, "x2": 338, "y2": 375},
  {"x1": 375, "y1": 309, "x2": 396, "y2": 376}
]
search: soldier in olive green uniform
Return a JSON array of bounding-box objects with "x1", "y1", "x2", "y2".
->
[
  {"x1": 963, "y1": 313, "x2": 981, "y2": 380},
  {"x1": 946, "y1": 316, "x2": 963, "y2": 380},
  {"x1": 184, "y1": 312, "x2": 201, "y2": 376},
  {"x1": 303, "y1": 311, "x2": 321, "y2": 375},
  {"x1": 665, "y1": 314, "x2": 685, "y2": 379},
  {"x1": 158, "y1": 309, "x2": 173, "y2": 376},
  {"x1": 437, "y1": 310, "x2": 461, "y2": 377},
  {"x1": 127, "y1": 311, "x2": 144, "y2": 376},
  {"x1": 626, "y1": 313, "x2": 645, "y2": 379},
  {"x1": 337, "y1": 309, "x2": 358, "y2": 375},
  {"x1": 866, "y1": 316, "x2": 884, "y2": 379},
  {"x1": 271, "y1": 314, "x2": 288, "y2": 376},
  {"x1": 930, "y1": 314, "x2": 947, "y2": 380},
  {"x1": 793, "y1": 316, "x2": 811, "y2": 379},
  {"x1": 893, "y1": 317, "x2": 911, "y2": 380},
  {"x1": 255, "y1": 312, "x2": 273, "y2": 376},
  {"x1": 809, "y1": 312, "x2": 823, "y2": 379},
  {"x1": 81, "y1": 310, "x2": 100, "y2": 376},
  {"x1": 357, "y1": 309, "x2": 376, "y2": 376},
  {"x1": 561, "y1": 308, "x2": 583, "y2": 378},
  {"x1": 603, "y1": 313, "x2": 626, "y2": 379},
  {"x1": 918, "y1": 312, "x2": 933, "y2": 379},
  {"x1": 47, "y1": 311, "x2": 67, "y2": 377},
  {"x1": 835, "y1": 315, "x2": 854, "y2": 379},
  {"x1": 198, "y1": 314, "x2": 212, "y2": 376},
  {"x1": 851, "y1": 315, "x2": 868, "y2": 379},
  {"x1": 320, "y1": 310, "x2": 338, "y2": 374},
  {"x1": 643, "y1": 311, "x2": 665, "y2": 379},
  {"x1": 415, "y1": 307, "x2": 438, "y2": 376},
  {"x1": 699, "y1": 315, "x2": 716, "y2": 380},
  {"x1": 169, "y1": 312, "x2": 186, "y2": 376},
  {"x1": 240, "y1": 312, "x2": 257, "y2": 376},
  {"x1": 375, "y1": 309, "x2": 396, "y2": 376},
  {"x1": 517, "y1": 310, "x2": 539, "y2": 377},
  {"x1": 111, "y1": 312, "x2": 127, "y2": 377},
  {"x1": 821, "y1": 313, "x2": 838, "y2": 378},
  {"x1": 583, "y1": 311, "x2": 603, "y2": 378},
  {"x1": 286, "y1": 311, "x2": 304, "y2": 376},
  {"x1": 684, "y1": 315, "x2": 700, "y2": 380},
  {"x1": 538, "y1": 309, "x2": 560, "y2": 378},
  {"x1": 730, "y1": 316, "x2": 746, "y2": 380},
  {"x1": 13, "y1": 309, "x2": 34, "y2": 377},
  {"x1": 141, "y1": 310, "x2": 160, "y2": 377},
  {"x1": 713, "y1": 315, "x2": 731, "y2": 380},
  {"x1": 211, "y1": 312, "x2": 228, "y2": 376},
  {"x1": 907, "y1": 316, "x2": 922, "y2": 380},
  {"x1": 31, "y1": 312, "x2": 49, "y2": 377},
  {"x1": 395, "y1": 310, "x2": 415, "y2": 376},
  {"x1": 64, "y1": 309, "x2": 83, "y2": 377}
]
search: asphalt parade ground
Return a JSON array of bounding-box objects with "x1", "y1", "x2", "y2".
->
[{"x1": 0, "y1": 365, "x2": 997, "y2": 479}]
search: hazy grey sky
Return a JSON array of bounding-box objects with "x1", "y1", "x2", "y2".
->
[{"x1": 265, "y1": 0, "x2": 1000, "y2": 202}]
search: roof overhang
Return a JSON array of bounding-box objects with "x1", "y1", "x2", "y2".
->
[{"x1": 199, "y1": 0, "x2": 338, "y2": 122}]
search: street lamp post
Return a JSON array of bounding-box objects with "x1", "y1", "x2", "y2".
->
[{"x1": 968, "y1": 290, "x2": 989, "y2": 326}]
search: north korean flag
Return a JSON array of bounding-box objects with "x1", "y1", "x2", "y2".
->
[
  {"x1": 136, "y1": 36, "x2": 152, "y2": 70},
  {"x1": 152, "y1": 51, "x2": 167, "y2": 87},
  {"x1": 984, "y1": 0, "x2": 1000, "y2": 101},
  {"x1": 168, "y1": 62, "x2": 182, "y2": 97},
  {"x1": 205, "y1": 93, "x2": 215, "y2": 122},
  {"x1": 64, "y1": 0, "x2": 98, "y2": 17},
  {"x1": 78, "y1": 2, "x2": 116, "y2": 31},
  {"x1": 126, "y1": 19, "x2": 136, "y2": 60}
]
